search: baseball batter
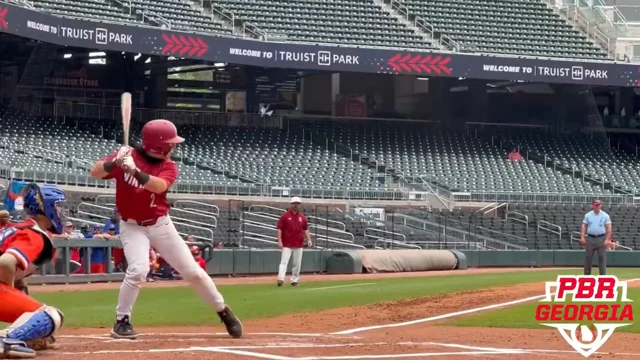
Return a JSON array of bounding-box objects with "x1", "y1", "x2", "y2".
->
[
  {"x1": 90, "y1": 119, "x2": 242, "y2": 340},
  {"x1": 0, "y1": 183, "x2": 66, "y2": 358}
]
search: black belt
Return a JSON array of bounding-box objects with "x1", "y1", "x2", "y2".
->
[{"x1": 587, "y1": 234, "x2": 605, "y2": 238}]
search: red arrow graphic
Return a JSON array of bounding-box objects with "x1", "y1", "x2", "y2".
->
[
  {"x1": 161, "y1": 34, "x2": 209, "y2": 57},
  {"x1": 387, "y1": 54, "x2": 452, "y2": 75},
  {"x1": 0, "y1": 7, "x2": 8, "y2": 30},
  {"x1": 408, "y1": 55, "x2": 422, "y2": 73},
  {"x1": 439, "y1": 57, "x2": 452, "y2": 75}
]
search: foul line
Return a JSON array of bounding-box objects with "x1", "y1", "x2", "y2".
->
[
  {"x1": 333, "y1": 278, "x2": 640, "y2": 335},
  {"x1": 304, "y1": 283, "x2": 377, "y2": 291}
]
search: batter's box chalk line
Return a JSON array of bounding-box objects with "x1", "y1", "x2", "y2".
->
[{"x1": 333, "y1": 277, "x2": 640, "y2": 335}]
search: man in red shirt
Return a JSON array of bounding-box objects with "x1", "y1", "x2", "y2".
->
[
  {"x1": 90, "y1": 119, "x2": 242, "y2": 340},
  {"x1": 276, "y1": 197, "x2": 312, "y2": 287}
]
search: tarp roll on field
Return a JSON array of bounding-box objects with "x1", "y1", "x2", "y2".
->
[{"x1": 359, "y1": 250, "x2": 458, "y2": 273}]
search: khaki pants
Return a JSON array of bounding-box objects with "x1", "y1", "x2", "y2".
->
[{"x1": 277, "y1": 247, "x2": 303, "y2": 283}]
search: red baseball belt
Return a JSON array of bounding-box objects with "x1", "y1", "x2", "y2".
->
[{"x1": 122, "y1": 217, "x2": 160, "y2": 227}]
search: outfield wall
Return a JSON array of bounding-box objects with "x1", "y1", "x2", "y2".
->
[{"x1": 27, "y1": 241, "x2": 640, "y2": 284}]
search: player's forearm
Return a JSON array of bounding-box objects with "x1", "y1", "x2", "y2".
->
[
  {"x1": 277, "y1": 230, "x2": 283, "y2": 242},
  {"x1": 129, "y1": 168, "x2": 168, "y2": 194},
  {"x1": 90, "y1": 160, "x2": 116, "y2": 179},
  {"x1": 580, "y1": 224, "x2": 587, "y2": 237},
  {"x1": 304, "y1": 230, "x2": 311, "y2": 242},
  {"x1": 605, "y1": 225, "x2": 612, "y2": 241}
]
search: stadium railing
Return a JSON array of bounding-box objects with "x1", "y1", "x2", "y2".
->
[
  {"x1": 451, "y1": 191, "x2": 633, "y2": 205},
  {"x1": 0, "y1": 165, "x2": 411, "y2": 200}
]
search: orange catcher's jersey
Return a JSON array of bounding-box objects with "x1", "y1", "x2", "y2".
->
[
  {"x1": 103, "y1": 148, "x2": 178, "y2": 221},
  {"x1": 0, "y1": 221, "x2": 55, "y2": 269}
]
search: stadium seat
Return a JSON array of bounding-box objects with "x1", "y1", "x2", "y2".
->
[
  {"x1": 31, "y1": 0, "x2": 232, "y2": 34},
  {"x1": 210, "y1": 0, "x2": 438, "y2": 49},
  {"x1": 497, "y1": 129, "x2": 640, "y2": 194},
  {"x1": 398, "y1": 0, "x2": 609, "y2": 59},
  {"x1": 305, "y1": 121, "x2": 605, "y2": 194}
]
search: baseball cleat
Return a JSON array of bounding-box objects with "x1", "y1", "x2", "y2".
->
[
  {"x1": 26, "y1": 336, "x2": 58, "y2": 351},
  {"x1": 111, "y1": 316, "x2": 138, "y2": 340},
  {"x1": 277, "y1": 280, "x2": 283, "y2": 287},
  {"x1": 291, "y1": 282, "x2": 299, "y2": 287},
  {"x1": 1, "y1": 338, "x2": 35, "y2": 358},
  {"x1": 217, "y1": 306, "x2": 243, "y2": 338}
]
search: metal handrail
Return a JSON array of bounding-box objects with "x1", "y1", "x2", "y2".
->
[
  {"x1": 373, "y1": 238, "x2": 421, "y2": 250},
  {"x1": 538, "y1": 220, "x2": 562, "y2": 240},
  {"x1": 211, "y1": 3, "x2": 234, "y2": 26},
  {"x1": 506, "y1": 211, "x2": 529, "y2": 229},
  {"x1": 141, "y1": 10, "x2": 171, "y2": 29},
  {"x1": 248, "y1": 204, "x2": 347, "y2": 231},
  {"x1": 113, "y1": 0, "x2": 132, "y2": 15},
  {"x1": 239, "y1": 222, "x2": 362, "y2": 249},
  {"x1": 174, "y1": 200, "x2": 220, "y2": 216},
  {"x1": 395, "y1": 213, "x2": 528, "y2": 250},
  {"x1": 241, "y1": 212, "x2": 354, "y2": 241},
  {"x1": 171, "y1": 221, "x2": 214, "y2": 242},
  {"x1": 412, "y1": 210, "x2": 528, "y2": 244},
  {"x1": 364, "y1": 227, "x2": 406, "y2": 242},
  {"x1": 169, "y1": 207, "x2": 217, "y2": 227},
  {"x1": 409, "y1": 240, "x2": 489, "y2": 250},
  {"x1": 243, "y1": 21, "x2": 267, "y2": 40}
]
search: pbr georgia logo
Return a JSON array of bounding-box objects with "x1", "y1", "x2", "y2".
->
[{"x1": 535, "y1": 275, "x2": 634, "y2": 358}]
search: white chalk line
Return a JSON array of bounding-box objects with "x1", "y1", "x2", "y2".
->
[
  {"x1": 304, "y1": 283, "x2": 377, "y2": 291},
  {"x1": 333, "y1": 277, "x2": 640, "y2": 335}
]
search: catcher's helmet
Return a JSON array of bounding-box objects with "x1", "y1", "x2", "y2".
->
[
  {"x1": 23, "y1": 183, "x2": 67, "y2": 234},
  {"x1": 141, "y1": 119, "x2": 184, "y2": 157}
]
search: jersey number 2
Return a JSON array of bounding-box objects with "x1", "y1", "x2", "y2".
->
[{"x1": 150, "y1": 193, "x2": 157, "y2": 208}]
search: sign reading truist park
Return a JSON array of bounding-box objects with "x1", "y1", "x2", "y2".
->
[{"x1": 1, "y1": 3, "x2": 638, "y2": 87}]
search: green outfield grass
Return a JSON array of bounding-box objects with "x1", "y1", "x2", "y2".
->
[
  {"x1": 444, "y1": 280, "x2": 640, "y2": 333},
  {"x1": 32, "y1": 269, "x2": 640, "y2": 328}
]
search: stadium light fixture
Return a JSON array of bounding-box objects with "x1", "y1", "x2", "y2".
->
[
  {"x1": 134, "y1": 53, "x2": 142, "y2": 61},
  {"x1": 89, "y1": 52, "x2": 106, "y2": 57},
  {"x1": 417, "y1": 77, "x2": 429, "y2": 81},
  {"x1": 214, "y1": 62, "x2": 226, "y2": 68},
  {"x1": 63, "y1": 53, "x2": 72, "y2": 59}
]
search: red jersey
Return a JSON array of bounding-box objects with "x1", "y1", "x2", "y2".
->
[
  {"x1": 103, "y1": 149, "x2": 178, "y2": 221},
  {"x1": 0, "y1": 221, "x2": 14, "y2": 230},
  {"x1": 277, "y1": 210, "x2": 308, "y2": 248}
]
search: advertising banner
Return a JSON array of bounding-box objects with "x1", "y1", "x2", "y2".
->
[{"x1": 1, "y1": 3, "x2": 638, "y2": 87}]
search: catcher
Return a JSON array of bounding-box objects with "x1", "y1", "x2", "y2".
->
[{"x1": 0, "y1": 183, "x2": 66, "y2": 358}]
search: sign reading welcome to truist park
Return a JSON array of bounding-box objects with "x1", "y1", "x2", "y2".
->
[{"x1": 1, "y1": 3, "x2": 639, "y2": 87}]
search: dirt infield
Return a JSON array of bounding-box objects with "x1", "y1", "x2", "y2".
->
[{"x1": 32, "y1": 268, "x2": 640, "y2": 359}]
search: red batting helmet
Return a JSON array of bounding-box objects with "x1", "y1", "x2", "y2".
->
[{"x1": 141, "y1": 119, "x2": 184, "y2": 156}]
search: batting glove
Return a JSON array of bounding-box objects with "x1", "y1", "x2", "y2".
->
[
  {"x1": 115, "y1": 146, "x2": 132, "y2": 165},
  {"x1": 121, "y1": 156, "x2": 138, "y2": 174}
]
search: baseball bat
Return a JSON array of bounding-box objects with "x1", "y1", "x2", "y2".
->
[{"x1": 121, "y1": 92, "x2": 132, "y2": 147}]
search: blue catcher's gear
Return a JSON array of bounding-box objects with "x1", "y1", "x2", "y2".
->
[
  {"x1": 22, "y1": 184, "x2": 67, "y2": 235},
  {"x1": 0, "y1": 338, "x2": 35, "y2": 359},
  {"x1": 3, "y1": 306, "x2": 64, "y2": 345}
]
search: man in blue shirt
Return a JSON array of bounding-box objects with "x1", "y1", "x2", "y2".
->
[
  {"x1": 580, "y1": 200, "x2": 613, "y2": 275},
  {"x1": 83, "y1": 224, "x2": 115, "y2": 273},
  {"x1": 103, "y1": 209, "x2": 120, "y2": 235}
]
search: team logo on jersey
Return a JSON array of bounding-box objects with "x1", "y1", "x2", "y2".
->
[
  {"x1": 535, "y1": 275, "x2": 633, "y2": 358},
  {"x1": 123, "y1": 173, "x2": 145, "y2": 189}
]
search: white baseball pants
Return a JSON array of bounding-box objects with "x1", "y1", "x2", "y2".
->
[
  {"x1": 116, "y1": 215, "x2": 226, "y2": 320},
  {"x1": 277, "y1": 247, "x2": 303, "y2": 283}
]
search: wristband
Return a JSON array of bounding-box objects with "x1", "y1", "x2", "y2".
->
[
  {"x1": 133, "y1": 169, "x2": 151, "y2": 185},
  {"x1": 103, "y1": 161, "x2": 116, "y2": 173}
]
